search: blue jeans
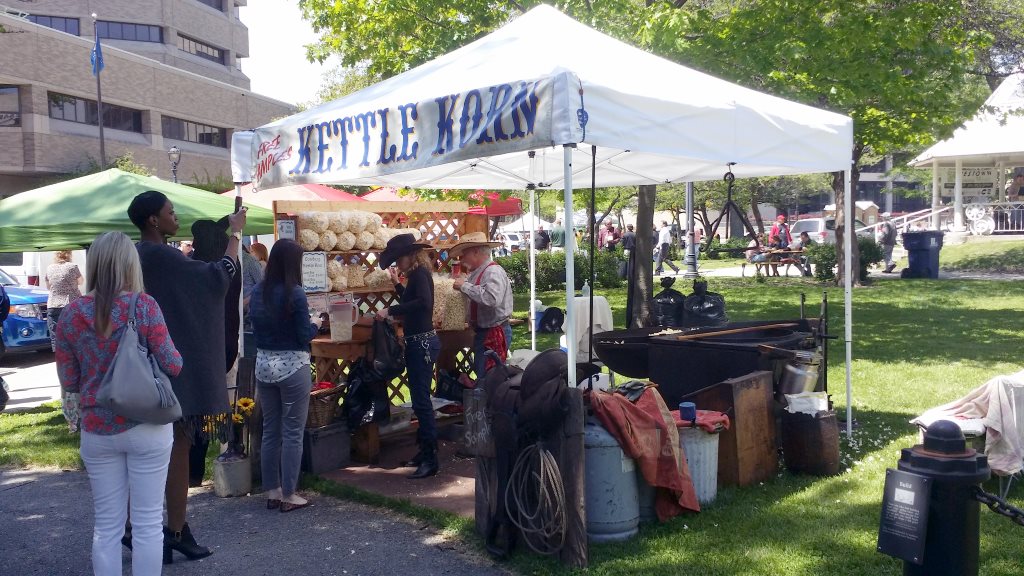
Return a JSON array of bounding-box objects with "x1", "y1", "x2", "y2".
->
[
  {"x1": 406, "y1": 332, "x2": 440, "y2": 444},
  {"x1": 258, "y1": 368, "x2": 312, "y2": 497},
  {"x1": 46, "y1": 306, "x2": 63, "y2": 352}
]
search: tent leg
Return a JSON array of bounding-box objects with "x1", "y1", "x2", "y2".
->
[
  {"x1": 683, "y1": 182, "x2": 699, "y2": 278},
  {"x1": 529, "y1": 185, "x2": 537, "y2": 351},
  {"x1": 563, "y1": 145, "x2": 577, "y2": 386},
  {"x1": 843, "y1": 169, "x2": 853, "y2": 439}
]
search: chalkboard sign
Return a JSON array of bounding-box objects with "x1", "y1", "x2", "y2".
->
[
  {"x1": 877, "y1": 468, "x2": 931, "y2": 564},
  {"x1": 301, "y1": 251, "x2": 329, "y2": 293}
]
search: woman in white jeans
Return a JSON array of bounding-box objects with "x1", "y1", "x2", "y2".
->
[{"x1": 55, "y1": 232, "x2": 183, "y2": 576}]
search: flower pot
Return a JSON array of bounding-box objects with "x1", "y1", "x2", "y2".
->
[{"x1": 213, "y1": 456, "x2": 252, "y2": 497}]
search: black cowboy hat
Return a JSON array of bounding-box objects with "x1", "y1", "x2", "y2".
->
[{"x1": 378, "y1": 233, "x2": 433, "y2": 269}]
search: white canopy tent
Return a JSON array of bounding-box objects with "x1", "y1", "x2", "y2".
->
[
  {"x1": 912, "y1": 73, "x2": 1024, "y2": 229},
  {"x1": 500, "y1": 215, "x2": 555, "y2": 234},
  {"x1": 231, "y1": 5, "x2": 856, "y2": 434}
]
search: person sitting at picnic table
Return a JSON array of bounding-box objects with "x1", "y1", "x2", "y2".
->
[
  {"x1": 789, "y1": 231, "x2": 814, "y2": 277},
  {"x1": 745, "y1": 233, "x2": 777, "y2": 275}
]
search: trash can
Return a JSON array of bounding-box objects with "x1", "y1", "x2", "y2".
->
[{"x1": 900, "y1": 231, "x2": 943, "y2": 279}]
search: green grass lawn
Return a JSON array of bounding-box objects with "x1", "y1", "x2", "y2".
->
[
  {"x1": 4, "y1": 269, "x2": 1023, "y2": 575},
  {"x1": 940, "y1": 237, "x2": 1024, "y2": 274}
]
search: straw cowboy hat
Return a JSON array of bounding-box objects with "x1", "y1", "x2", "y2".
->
[
  {"x1": 447, "y1": 231, "x2": 501, "y2": 257},
  {"x1": 378, "y1": 233, "x2": 433, "y2": 269}
]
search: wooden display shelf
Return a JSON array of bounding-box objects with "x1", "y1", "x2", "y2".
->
[{"x1": 308, "y1": 287, "x2": 395, "y2": 296}]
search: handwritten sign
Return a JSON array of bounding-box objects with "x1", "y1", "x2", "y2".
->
[
  {"x1": 277, "y1": 219, "x2": 296, "y2": 240},
  {"x1": 301, "y1": 252, "x2": 329, "y2": 293},
  {"x1": 877, "y1": 468, "x2": 931, "y2": 564}
]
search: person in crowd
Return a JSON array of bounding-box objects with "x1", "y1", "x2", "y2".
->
[
  {"x1": 128, "y1": 190, "x2": 245, "y2": 563},
  {"x1": 790, "y1": 231, "x2": 814, "y2": 276},
  {"x1": 534, "y1": 224, "x2": 551, "y2": 251},
  {"x1": 55, "y1": 231, "x2": 183, "y2": 576},
  {"x1": 451, "y1": 232, "x2": 513, "y2": 380},
  {"x1": 375, "y1": 234, "x2": 440, "y2": 479},
  {"x1": 249, "y1": 242, "x2": 269, "y2": 269},
  {"x1": 186, "y1": 217, "x2": 245, "y2": 487},
  {"x1": 655, "y1": 221, "x2": 680, "y2": 275},
  {"x1": 549, "y1": 218, "x2": 566, "y2": 252},
  {"x1": 876, "y1": 213, "x2": 898, "y2": 273},
  {"x1": 769, "y1": 214, "x2": 792, "y2": 249},
  {"x1": 45, "y1": 250, "x2": 83, "y2": 352},
  {"x1": 178, "y1": 241, "x2": 193, "y2": 258},
  {"x1": 598, "y1": 219, "x2": 620, "y2": 252},
  {"x1": 745, "y1": 233, "x2": 778, "y2": 275},
  {"x1": 621, "y1": 224, "x2": 636, "y2": 254},
  {"x1": 250, "y1": 239, "x2": 319, "y2": 511}
]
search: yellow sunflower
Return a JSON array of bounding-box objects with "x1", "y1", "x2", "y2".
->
[
  {"x1": 232, "y1": 413, "x2": 244, "y2": 424},
  {"x1": 237, "y1": 397, "x2": 256, "y2": 414}
]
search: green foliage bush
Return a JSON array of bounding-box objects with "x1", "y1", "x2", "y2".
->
[
  {"x1": 858, "y1": 236, "x2": 884, "y2": 281},
  {"x1": 806, "y1": 242, "x2": 837, "y2": 282},
  {"x1": 496, "y1": 250, "x2": 624, "y2": 294}
]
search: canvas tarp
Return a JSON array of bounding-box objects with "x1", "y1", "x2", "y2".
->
[
  {"x1": 233, "y1": 5, "x2": 852, "y2": 191},
  {"x1": 0, "y1": 168, "x2": 275, "y2": 251}
]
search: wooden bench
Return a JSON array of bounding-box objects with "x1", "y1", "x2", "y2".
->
[{"x1": 741, "y1": 256, "x2": 807, "y2": 277}]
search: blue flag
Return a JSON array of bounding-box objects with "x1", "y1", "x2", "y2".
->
[{"x1": 91, "y1": 34, "x2": 104, "y2": 76}]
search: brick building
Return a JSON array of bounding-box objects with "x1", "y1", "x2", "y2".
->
[{"x1": 0, "y1": 1, "x2": 293, "y2": 196}]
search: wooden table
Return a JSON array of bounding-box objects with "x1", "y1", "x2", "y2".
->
[{"x1": 744, "y1": 249, "x2": 809, "y2": 277}]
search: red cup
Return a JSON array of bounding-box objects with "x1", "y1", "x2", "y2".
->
[{"x1": 452, "y1": 262, "x2": 462, "y2": 276}]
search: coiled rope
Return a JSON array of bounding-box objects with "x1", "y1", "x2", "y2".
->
[{"x1": 503, "y1": 442, "x2": 567, "y2": 555}]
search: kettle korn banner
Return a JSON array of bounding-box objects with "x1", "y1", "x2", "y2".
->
[{"x1": 250, "y1": 74, "x2": 574, "y2": 188}]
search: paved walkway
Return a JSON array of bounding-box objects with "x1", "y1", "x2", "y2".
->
[{"x1": 0, "y1": 467, "x2": 511, "y2": 576}]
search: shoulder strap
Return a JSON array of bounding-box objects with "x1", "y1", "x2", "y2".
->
[
  {"x1": 128, "y1": 292, "x2": 141, "y2": 328},
  {"x1": 474, "y1": 262, "x2": 498, "y2": 287}
]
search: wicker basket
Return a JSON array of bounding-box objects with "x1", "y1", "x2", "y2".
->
[{"x1": 307, "y1": 385, "x2": 344, "y2": 429}]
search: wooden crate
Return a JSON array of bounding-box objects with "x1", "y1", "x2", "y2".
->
[{"x1": 681, "y1": 371, "x2": 777, "y2": 487}]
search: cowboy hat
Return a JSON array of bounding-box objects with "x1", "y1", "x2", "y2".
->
[
  {"x1": 378, "y1": 233, "x2": 433, "y2": 269},
  {"x1": 447, "y1": 231, "x2": 501, "y2": 257}
]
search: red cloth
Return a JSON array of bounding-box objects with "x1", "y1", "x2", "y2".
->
[
  {"x1": 671, "y1": 409, "x2": 731, "y2": 434},
  {"x1": 589, "y1": 387, "x2": 701, "y2": 521},
  {"x1": 482, "y1": 325, "x2": 508, "y2": 372}
]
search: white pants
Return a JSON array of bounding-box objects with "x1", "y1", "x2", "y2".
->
[{"x1": 81, "y1": 423, "x2": 173, "y2": 576}]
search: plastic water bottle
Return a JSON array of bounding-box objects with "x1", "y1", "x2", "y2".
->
[{"x1": 581, "y1": 280, "x2": 591, "y2": 296}]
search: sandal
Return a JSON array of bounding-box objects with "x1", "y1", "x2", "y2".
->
[{"x1": 280, "y1": 500, "x2": 312, "y2": 513}]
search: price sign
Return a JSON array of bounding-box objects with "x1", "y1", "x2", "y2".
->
[
  {"x1": 301, "y1": 251, "x2": 329, "y2": 293},
  {"x1": 277, "y1": 219, "x2": 296, "y2": 240},
  {"x1": 877, "y1": 468, "x2": 931, "y2": 564}
]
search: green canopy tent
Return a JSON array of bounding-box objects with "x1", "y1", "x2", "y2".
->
[{"x1": 0, "y1": 168, "x2": 275, "y2": 252}]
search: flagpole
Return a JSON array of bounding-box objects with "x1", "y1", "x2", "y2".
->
[{"x1": 91, "y1": 13, "x2": 106, "y2": 169}]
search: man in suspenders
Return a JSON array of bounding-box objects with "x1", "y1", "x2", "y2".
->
[{"x1": 450, "y1": 232, "x2": 513, "y2": 380}]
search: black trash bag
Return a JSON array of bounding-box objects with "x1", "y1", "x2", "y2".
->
[
  {"x1": 342, "y1": 357, "x2": 391, "y2": 429},
  {"x1": 683, "y1": 279, "x2": 729, "y2": 328},
  {"x1": 653, "y1": 277, "x2": 686, "y2": 327}
]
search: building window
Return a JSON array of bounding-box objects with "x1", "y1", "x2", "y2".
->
[
  {"x1": 0, "y1": 86, "x2": 20, "y2": 127},
  {"x1": 162, "y1": 116, "x2": 227, "y2": 148},
  {"x1": 96, "y1": 20, "x2": 163, "y2": 43},
  {"x1": 196, "y1": 0, "x2": 223, "y2": 10},
  {"x1": 177, "y1": 34, "x2": 225, "y2": 64},
  {"x1": 47, "y1": 92, "x2": 143, "y2": 133},
  {"x1": 27, "y1": 15, "x2": 80, "y2": 36}
]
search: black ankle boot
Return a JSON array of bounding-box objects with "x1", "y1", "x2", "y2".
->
[
  {"x1": 400, "y1": 441, "x2": 426, "y2": 468},
  {"x1": 407, "y1": 441, "x2": 438, "y2": 479},
  {"x1": 163, "y1": 523, "x2": 212, "y2": 564}
]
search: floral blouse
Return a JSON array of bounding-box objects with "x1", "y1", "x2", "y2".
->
[{"x1": 54, "y1": 293, "x2": 183, "y2": 435}]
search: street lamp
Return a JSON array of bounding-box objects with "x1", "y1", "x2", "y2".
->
[{"x1": 167, "y1": 145, "x2": 181, "y2": 183}]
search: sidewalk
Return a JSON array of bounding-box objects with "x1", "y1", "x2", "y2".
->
[{"x1": 0, "y1": 467, "x2": 511, "y2": 576}]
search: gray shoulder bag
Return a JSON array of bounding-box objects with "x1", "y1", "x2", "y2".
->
[{"x1": 96, "y1": 292, "x2": 182, "y2": 424}]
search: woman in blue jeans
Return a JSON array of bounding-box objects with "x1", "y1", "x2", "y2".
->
[
  {"x1": 251, "y1": 239, "x2": 320, "y2": 512},
  {"x1": 376, "y1": 234, "x2": 440, "y2": 479}
]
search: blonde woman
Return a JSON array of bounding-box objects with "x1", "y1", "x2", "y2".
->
[
  {"x1": 54, "y1": 232, "x2": 182, "y2": 576},
  {"x1": 45, "y1": 250, "x2": 83, "y2": 352},
  {"x1": 376, "y1": 234, "x2": 439, "y2": 478}
]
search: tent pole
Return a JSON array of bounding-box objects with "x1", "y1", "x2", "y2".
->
[
  {"x1": 234, "y1": 184, "x2": 245, "y2": 393},
  {"x1": 683, "y1": 181, "x2": 699, "y2": 278},
  {"x1": 843, "y1": 168, "x2": 853, "y2": 440},
  {"x1": 529, "y1": 183, "x2": 537, "y2": 351},
  {"x1": 562, "y1": 145, "x2": 577, "y2": 386}
]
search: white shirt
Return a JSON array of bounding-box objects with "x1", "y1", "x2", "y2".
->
[{"x1": 657, "y1": 226, "x2": 673, "y2": 246}]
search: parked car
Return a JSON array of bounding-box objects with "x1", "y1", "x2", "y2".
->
[
  {"x1": 790, "y1": 217, "x2": 872, "y2": 244},
  {"x1": 0, "y1": 268, "x2": 51, "y2": 354}
]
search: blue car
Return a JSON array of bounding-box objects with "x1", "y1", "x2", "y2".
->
[{"x1": 1, "y1": 268, "x2": 51, "y2": 354}]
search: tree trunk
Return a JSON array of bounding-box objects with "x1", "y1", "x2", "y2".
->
[
  {"x1": 631, "y1": 184, "x2": 657, "y2": 328},
  {"x1": 750, "y1": 192, "x2": 765, "y2": 235},
  {"x1": 832, "y1": 144, "x2": 863, "y2": 286}
]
